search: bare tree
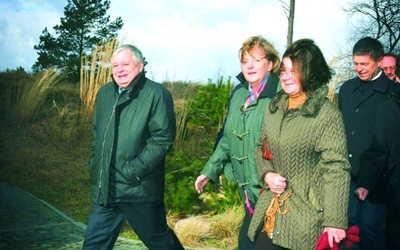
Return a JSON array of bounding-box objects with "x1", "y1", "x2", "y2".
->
[
  {"x1": 279, "y1": 0, "x2": 296, "y2": 48},
  {"x1": 343, "y1": 0, "x2": 399, "y2": 53}
]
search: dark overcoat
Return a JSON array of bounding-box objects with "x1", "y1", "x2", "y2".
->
[
  {"x1": 358, "y1": 95, "x2": 400, "y2": 203},
  {"x1": 338, "y1": 72, "x2": 400, "y2": 183}
]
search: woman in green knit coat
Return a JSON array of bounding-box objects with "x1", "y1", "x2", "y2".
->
[{"x1": 248, "y1": 39, "x2": 351, "y2": 250}]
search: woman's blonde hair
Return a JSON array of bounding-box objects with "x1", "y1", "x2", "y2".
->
[{"x1": 239, "y1": 36, "x2": 281, "y2": 74}]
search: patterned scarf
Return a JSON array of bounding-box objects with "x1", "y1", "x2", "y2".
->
[{"x1": 242, "y1": 74, "x2": 270, "y2": 111}]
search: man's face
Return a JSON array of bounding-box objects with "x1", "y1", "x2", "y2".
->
[
  {"x1": 111, "y1": 49, "x2": 144, "y2": 88},
  {"x1": 353, "y1": 55, "x2": 381, "y2": 81},
  {"x1": 380, "y1": 56, "x2": 396, "y2": 81}
]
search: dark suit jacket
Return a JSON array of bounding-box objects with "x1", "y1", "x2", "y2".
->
[
  {"x1": 358, "y1": 96, "x2": 400, "y2": 203},
  {"x1": 338, "y1": 72, "x2": 400, "y2": 180}
]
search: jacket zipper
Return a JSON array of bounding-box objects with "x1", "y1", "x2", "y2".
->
[{"x1": 98, "y1": 92, "x2": 123, "y2": 203}]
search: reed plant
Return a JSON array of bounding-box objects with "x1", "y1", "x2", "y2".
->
[
  {"x1": 327, "y1": 53, "x2": 353, "y2": 104},
  {"x1": 174, "y1": 98, "x2": 190, "y2": 151},
  {"x1": 79, "y1": 40, "x2": 118, "y2": 123},
  {"x1": 163, "y1": 81, "x2": 200, "y2": 151},
  {"x1": 15, "y1": 68, "x2": 63, "y2": 124}
]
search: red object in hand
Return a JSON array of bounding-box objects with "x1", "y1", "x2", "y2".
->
[
  {"x1": 315, "y1": 226, "x2": 360, "y2": 250},
  {"x1": 262, "y1": 138, "x2": 273, "y2": 161},
  {"x1": 343, "y1": 225, "x2": 360, "y2": 247}
]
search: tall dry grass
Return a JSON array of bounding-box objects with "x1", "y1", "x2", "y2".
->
[
  {"x1": 16, "y1": 68, "x2": 63, "y2": 124},
  {"x1": 175, "y1": 204, "x2": 243, "y2": 249},
  {"x1": 166, "y1": 81, "x2": 200, "y2": 151},
  {"x1": 327, "y1": 53, "x2": 353, "y2": 104},
  {"x1": 174, "y1": 98, "x2": 190, "y2": 151},
  {"x1": 79, "y1": 40, "x2": 118, "y2": 123}
]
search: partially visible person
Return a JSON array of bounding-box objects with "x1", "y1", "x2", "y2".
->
[
  {"x1": 380, "y1": 53, "x2": 400, "y2": 83},
  {"x1": 248, "y1": 38, "x2": 351, "y2": 250},
  {"x1": 339, "y1": 37, "x2": 400, "y2": 250},
  {"x1": 195, "y1": 36, "x2": 281, "y2": 249},
  {"x1": 356, "y1": 94, "x2": 400, "y2": 250},
  {"x1": 82, "y1": 44, "x2": 184, "y2": 250},
  {"x1": 396, "y1": 54, "x2": 400, "y2": 81}
]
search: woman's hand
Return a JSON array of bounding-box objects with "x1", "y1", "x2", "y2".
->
[
  {"x1": 324, "y1": 227, "x2": 346, "y2": 248},
  {"x1": 264, "y1": 172, "x2": 286, "y2": 195},
  {"x1": 195, "y1": 175, "x2": 210, "y2": 194}
]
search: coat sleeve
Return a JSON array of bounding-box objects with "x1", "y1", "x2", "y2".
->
[
  {"x1": 200, "y1": 85, "x2": 242, "y2": 183},
  {"x1": 316, "y1": 104, "x2": 351, "y2": 229},
  {"x1": 201, "y1": 134, "x2": 230, "y2": 183},
  {"x1": 357, "y1": 137, "x2": 388, "y2": 191},
  {"x1": 128, "y1": 86, "x2": 176, "y2": 178},
  {"x1": 254, "y1": 115, "x2": 275, "y2": 189},
  {"x1": 89, "y1": 92, "x2": 100, "y2": 168},
  {"x1": 357, "y1": 102, "x2": 389, "y2": 198}
]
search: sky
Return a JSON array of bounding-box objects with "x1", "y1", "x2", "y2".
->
[{"x1": 0, "y1": 0, "x2": 352, "y2": 83}]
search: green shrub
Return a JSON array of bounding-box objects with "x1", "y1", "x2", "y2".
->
[
  {"x1": 188, "y1": 76, "x2": 234, "y2": 130},
  {"x1": 165, "y1": 150, "x2": 205, "y2": 214}
]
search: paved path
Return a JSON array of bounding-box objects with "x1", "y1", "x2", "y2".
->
[{"x1": 0, "y1": 182, "x2": 194, "y2": 250}]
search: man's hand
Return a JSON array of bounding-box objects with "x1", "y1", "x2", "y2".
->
[{"x1": 355, "y1": 187, "x2": 369, "y2": 201}]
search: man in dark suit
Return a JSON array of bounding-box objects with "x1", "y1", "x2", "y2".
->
[
  {"x1": 338, "y1": 37, "x2": 400, "y2": 250},
  {"x1": 357, "y1": 94, "x2": 400, "y2": 250}
]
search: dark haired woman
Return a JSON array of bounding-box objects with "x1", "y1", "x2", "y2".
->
[{"x1": 248, "y1": 39, "x2": 351, "y2": 250}]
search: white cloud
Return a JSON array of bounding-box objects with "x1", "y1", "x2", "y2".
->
[
  {"x1": 0, "y1": 0, "x2": 65, "y2": 70},
  {"x1": 0, "y1": 0, "x2": 351, "y2": 83},
  {"x1": 110, "y1": 0, "x2": 292, "y2": 82}
]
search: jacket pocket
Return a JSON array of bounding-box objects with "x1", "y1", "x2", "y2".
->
[
  {"x1": 308, "y1": 186, "x2": 324, "y2": 213},
  {"x1": 121, "y1": 162, "x2": 141, "y2": 187}
]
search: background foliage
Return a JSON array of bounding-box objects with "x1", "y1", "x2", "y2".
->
[
  {"x1": 2, "y1": 1, "x2": 398, "y2": 248},
  {"x1": 33, "y1": 0, "x2": 123, "y2": 83},
  {"x1": 0, "y1": 64, "x2": 241, "y2": 248},
  {"x1": 344, "y1": 0, "x2": 400, "y2": 54}
]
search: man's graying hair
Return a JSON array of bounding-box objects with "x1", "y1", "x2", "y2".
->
[{"x1": 113, "y1": 44, "x2": 147, "y2": 66}]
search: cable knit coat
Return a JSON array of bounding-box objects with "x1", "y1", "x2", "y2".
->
[{"x1": 248, "y1": 85, "x2": 351, "y2": 250}]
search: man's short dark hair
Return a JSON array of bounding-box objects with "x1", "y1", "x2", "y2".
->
[{"x1": 353, "y1": 37, "x2": 384, "y2": 62}]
